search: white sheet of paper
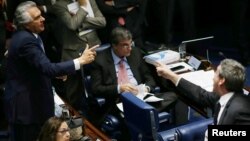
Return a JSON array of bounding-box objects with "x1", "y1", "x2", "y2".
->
[
  {"x1": 180, "y1": 70, "x2": 214, "y2": 92},
  {"x1": 116, "y1": 102, "x2": 124, "y2": 112},
  {"x1": 143, "y1": 95, "x2": 164, "y2": 102},
  {"x1": 67, "y1": 1, "x2": 79, "y2": 14}
]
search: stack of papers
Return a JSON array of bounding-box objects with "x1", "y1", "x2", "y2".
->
[
  {"x1": 117, "y1": 93, "x2": 163, "y2": 112},
  {"x1": 136, "y1": 93, "x2": 163, "y2": 102},
  {"x1": 67, "y1": 1, "x2": 79, "y2": 14},
  {"x1": 143, "y1": 50, "x2": 180, "y2": 65}
]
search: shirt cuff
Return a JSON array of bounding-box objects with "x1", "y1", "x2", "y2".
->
[
  {"x1": 73, "y1": 59, "x2": 81, "y2": 70},
  {"x1": 175, "y1": 77, "x2": 181, "y2": 86},
  {"x1": 145, "y1": 85, "x2": 150, "y2": 93},
  {"x1": 117, "y1": 85, "x2": 121, "y2": 93},
  {"x1": 80, "y1": 6, "x2": 88, "y2": 12}
]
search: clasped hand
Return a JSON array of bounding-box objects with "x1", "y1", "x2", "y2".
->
[{"x1": 120, "y1": 83, "x2": 148, "y2": 96}]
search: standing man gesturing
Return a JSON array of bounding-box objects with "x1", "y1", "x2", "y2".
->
[{"x1": 4, "y1": 1, "x2": 97, "y2": 141}]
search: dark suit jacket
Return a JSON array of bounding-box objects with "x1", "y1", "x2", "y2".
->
[
  {"x1": 90, "y1": 47, "x2": 156, "y2": 101},
  {"x1": 96, "y1": 0, "x2": 145, "y2": 43},
  {"x1": 4, "y1": 30, "x2": 76, "y2": 125},
  {"x1": 178, "y1": 78, "x2": 250, "y2": 125}
]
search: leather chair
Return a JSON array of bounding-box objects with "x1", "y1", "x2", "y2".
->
[
  {"x1": 158, "y1": 118, "x2": 213, "y2": 141},
  {"x1": 121, "y1": 92, "x2": 171, "y2": 141},
  {"x1": 82, "y1": 43, "x2": 111, "y2": 107},
  {"x1": 83, "y1": 44, "x2": 121, "y2": 139}
]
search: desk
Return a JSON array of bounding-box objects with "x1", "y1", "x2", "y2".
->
[
  {"x1": 146, "y1": 53, "x2": 211, "y2": 117},
  {"x1": 175, "y1": 64, "x2": 214, "y2": 118},
  {"x1": 84, "y1": 119, "x2": 111, "y2": 141}
]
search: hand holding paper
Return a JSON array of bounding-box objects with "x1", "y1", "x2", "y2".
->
[{"x1": 136, "y1": 84, "x2": 163, "y2": 102}]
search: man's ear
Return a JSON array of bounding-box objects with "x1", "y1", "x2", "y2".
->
[{"x1": 218, "y1": 77, "x2": 225, "y2": 86}]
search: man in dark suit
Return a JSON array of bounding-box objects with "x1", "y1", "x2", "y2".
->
[
  {"x1": 3, "y1": 1, "x2": 97, "y2": 141},
  {"x1": 91, "y1": 27, "x2": 177, "y2": 140},
  {"x1": 90, "y1": 27, "x2": 177, "y2": 124},
  {"x1": 96, "y1": 0, "x2": 147, "y2": 49},
  {"x1": 156, "y1": 58, "x2": 250, "y2": 126}
]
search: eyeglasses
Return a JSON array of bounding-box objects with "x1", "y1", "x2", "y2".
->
[
  {"x1": 57, "y1": 128, "x2": 70, "y2": 134},
  {"x1": 119, "y1": 41, "x2": 134, "y2": 49}
]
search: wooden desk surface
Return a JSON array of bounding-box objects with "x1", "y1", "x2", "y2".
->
[
  {"x1": 84, "y1": 119, "x2": 111, "y2": 141},
  {"x1": 67, "y1": 102, "x2": 112, "y2": 141}
]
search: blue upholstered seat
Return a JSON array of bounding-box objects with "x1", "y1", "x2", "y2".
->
[
  {"x1": 158, "y1": 118, "x2": 213, "y2": 141},
  {"x1": 121, "y1": 92, "x2": 171, "y2": 141}
]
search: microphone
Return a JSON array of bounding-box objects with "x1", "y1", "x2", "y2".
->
[
  {"x1": 178, "y1": 36, "x2": 214, "y2": 61},
  {"x1": 181, "y1": 36, "x2": 214, "y2": 44},
  {"x1": 218, "y1": 51, "x2": 227, "y2": 59}
]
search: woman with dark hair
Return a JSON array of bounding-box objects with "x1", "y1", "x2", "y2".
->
[{"x1": 38, "y1": 117, "x2": 70, "y2": 141}]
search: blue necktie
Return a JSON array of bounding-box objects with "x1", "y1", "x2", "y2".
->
[{"x1": 37, "y1": 36, "x2": 45, "y2": 53}]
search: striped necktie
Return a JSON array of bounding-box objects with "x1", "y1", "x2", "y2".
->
[{"x1": 117, "y1": 58, "x2": 129, "y2": 84}]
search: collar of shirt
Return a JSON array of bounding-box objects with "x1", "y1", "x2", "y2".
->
[
  {"x1": 219, "y1": 92, "x2": 234, "y2": 107},
  {"x1": 111, "y1": 49, "x2": 127, "y2": 65},
  {"x1": 217, "y1": 92, "x2": 234, "y2": 123},
  {"x1": 33, "y1": 33, "x2": 38, "y2": 38}
]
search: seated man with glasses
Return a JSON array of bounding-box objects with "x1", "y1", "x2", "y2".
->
[{"x1": 90, "y1": 27, "x2": 177, "y2": 140}]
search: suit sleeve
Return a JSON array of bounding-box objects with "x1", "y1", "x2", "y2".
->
[
  {"x1": 177, "y1": 78, "x2": 219, "y2": 109},
  {"x1": 90, "y1": 58, "x2": 119, "y2": 100},
  {"x1": 136, "y1": 49, "x2": 156, "y2": 91},
  {"x1": 52, "y1": 1, "x2": 88, "y2": 30},
  {"x1": 80, "y1": 0, "x2": 106, "y2": 29},
  {"x1": 96, "y1": 0, "x2": 129, "y2": 15},
  {"x1": 19, "y1": 36, "x2": 75, "y2": 77}
]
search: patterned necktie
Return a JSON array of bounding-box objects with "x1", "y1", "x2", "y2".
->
[
  {"x1": 213, "y1": 102, "x2": 221, "y2": 125},
  {"x1": 117, "y1": 59, "x2": 129, "y2": 84},
  {"x1": 37, "y1": 36, "x2": 45, "y2": 53}
]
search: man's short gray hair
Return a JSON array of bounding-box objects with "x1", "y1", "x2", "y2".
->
[
  {"x1": 110, "y1": 27, "x2": 132, "y2": 45},
  {"x1": 219, "y1": 59, "x2": 246, "y2": 92},
  {"x1": 14, "y1": 1, "x2": 36, "y2": 25}
]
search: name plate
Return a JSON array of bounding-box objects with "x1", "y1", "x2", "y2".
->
[{"x1": 188, "y1": 56, "x2": 201, "y2": 70}]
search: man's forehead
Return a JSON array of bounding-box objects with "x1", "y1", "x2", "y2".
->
[{"x1": 119, "y1": 39, "x2": 132, "y2": 43}]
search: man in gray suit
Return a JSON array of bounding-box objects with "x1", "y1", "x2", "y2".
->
[{"x1": 52, "y1": 0, "x2": 106, "y2": 112}]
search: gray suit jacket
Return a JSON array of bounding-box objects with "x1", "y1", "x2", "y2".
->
[{"x1": 53, "y1": 0, "x2": 106, "y2": 60}]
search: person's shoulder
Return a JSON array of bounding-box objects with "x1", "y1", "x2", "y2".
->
[
  {"x1": 97, "y1": 47, "x2": 111, "y2": 56},
  {"x1": 12, "y1": 30, "x2": 33, "y2": 40},
  {"x1": 232, "y1": 93, "x2": 250, "y2": 106},
  {"x1": 94, "y1": 47, "x2": 110, "y2": 62},
  {"x1": 131, "y1": 47, "x2": 142, "y2": 54}
]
